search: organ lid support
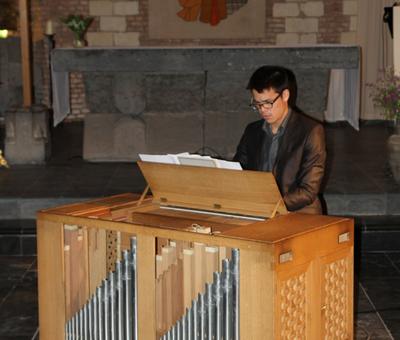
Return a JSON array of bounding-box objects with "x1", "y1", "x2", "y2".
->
[{"x1": 137, "y1": 161, "x2": 288, "y2": 219}]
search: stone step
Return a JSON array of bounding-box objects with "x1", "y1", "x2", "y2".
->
[
  {"x1": 1, "y1": 216, "x2": 399, "y2": 256},
  {"x1": 0, "y1": 220, "x2": 36, "y2": 256},
  {"x1": 1, "y1": 192, "x2": 400, "y2": 221}
]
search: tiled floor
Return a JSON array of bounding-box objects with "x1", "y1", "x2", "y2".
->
[
  {"x1": 0, "y1": 121, "x2": 400, "y2": 338},
  {"x1": 355, "y1": 251, "x2": 400, "y2": 339},
  {"x1": 0, "y1": 256, "x2": 38, "y2": 339}
]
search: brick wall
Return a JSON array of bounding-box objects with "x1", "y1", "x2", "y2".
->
[{"x1": 31, "y1": 0, "x2": 358, "y2": 121}]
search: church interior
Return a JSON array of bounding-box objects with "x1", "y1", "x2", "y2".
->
[{"x1": 0, "y1": 0, "x2": 400, "y2": 338}]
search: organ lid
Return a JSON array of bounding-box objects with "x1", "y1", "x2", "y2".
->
[{"x1": 137, "y1": 161, "x2": 288, "y2": 219}]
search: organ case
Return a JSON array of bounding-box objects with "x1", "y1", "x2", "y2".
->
[{"x1": 37, "y1": 163, "x2": 354, "y2": 339}]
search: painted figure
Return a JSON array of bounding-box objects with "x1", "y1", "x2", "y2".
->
[
  {"x1": 177, "y1": 0, "x2": 247, "y2": 26},
  {"x1": 177, "y1": 0, "x2": 203, "y2": 22}
]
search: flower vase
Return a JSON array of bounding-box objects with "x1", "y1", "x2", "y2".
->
[
  {"x1": 388, "y1": 119, "x2": 400, "y2": 184},
  {"x1": 73, "y1": 37, "x2": 86, "y2": 48}
]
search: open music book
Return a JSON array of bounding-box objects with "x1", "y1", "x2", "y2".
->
[{"x1": 138, "y1": 152, "x2": 242, "y2": 170}]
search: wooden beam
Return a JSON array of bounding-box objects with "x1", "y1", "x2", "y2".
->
[{"x1": 19, "y1": 0, "x2": 33, "y2": 107}]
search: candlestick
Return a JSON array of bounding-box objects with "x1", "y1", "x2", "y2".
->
[{"x1": 45, "y1": 19, "x2": 54, "y2": 35}]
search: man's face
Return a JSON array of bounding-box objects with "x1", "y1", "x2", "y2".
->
[{"x1": 251, "y1": 88, "x2": 290, "y2": 129}]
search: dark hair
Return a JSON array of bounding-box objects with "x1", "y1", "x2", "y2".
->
[{"x1": 247, "y1": 66, "x2": 298, "y2": 109}]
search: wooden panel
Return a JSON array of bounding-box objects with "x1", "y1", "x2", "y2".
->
[
  {"x1": 130, "y1": 210, "x2": 249, "y2": 234},
  {"x1": 274, "y1": 219, "x2": 353, "y2": 269},
  {"x1": 106, "y1": 230, "x2": 119, "y2": 272},
  {"x1": 274, "y1": 219, "x2": 354, "y2": 339},
  {"x1": 87, "y1": 228, "x2": 107, "y2": 294},
  {"x1": 38, "y1": 211, "x2": 270, "y2": 253},
  {"x1": 133, "y1": 205, "x2": 256, "y2": 226},
  {"x1": 37, "y1": 219, "x2": 65, "y2": 340},
  {"x1": 240, "y1": 247, "x2": 274, "y2": 339},
  {"x1": 40, "y1": 193, "x2": 141, "y2": 216},
  {"x1": 319, "y1": 247, "x2": 354, "y2": 340},
  {"x1": 138, "y1": 161, "x2": 287, "y2": 218},
  {"x1": 64, "y1": 226, "x2": 89, "y2": 318},
  {"x1": 222, "y1": 213, "x2": 350, "y2": 243},
  {"x1": 37, "y1": 196, "x2": 354, "y2": 340},
  {"x1": 19, "y1": 0, "x2": 32, "y2": 107},
  {"x1": 275, "y1": 261, "x2": 313, "y2": 339},
  {"x1": 137, "y1": 233, "x2": 157, "y2": 339}
]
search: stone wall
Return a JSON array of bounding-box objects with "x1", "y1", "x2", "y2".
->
[
  {"x1": 0, "y1": 38, "x2": 43, "y2": 119},
  {"x1": 274, "y1": 0, "x2": 358, "y2": 45},
  {"x1": 36, "y1": 0, "x2": 359, "y2": 121},
  {"x1": 52, "y1": 46, "x2": 359, "y2": 160},
  {"x1": 1, "y1": 0, "x2": 359, "y2": 121}
]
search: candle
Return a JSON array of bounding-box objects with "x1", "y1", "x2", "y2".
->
[{"x1": 45, "y1": 19, "x2": 54, "y2": 35}]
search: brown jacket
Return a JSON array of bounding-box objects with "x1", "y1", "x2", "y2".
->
[{"x1": 233, "y1": 110, "x2": 326, "y2": 214}]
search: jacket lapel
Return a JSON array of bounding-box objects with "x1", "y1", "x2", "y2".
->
[
  {"x1": 254, "y1": 121, "x2": 266, "y2": 170},
  {"x1": 273, "y1": 111, "x2": 299, "y2": 175}
]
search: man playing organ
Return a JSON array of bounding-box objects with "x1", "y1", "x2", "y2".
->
[{"x1": 234, "y1": 66, "x2": 327, "y2": 214}]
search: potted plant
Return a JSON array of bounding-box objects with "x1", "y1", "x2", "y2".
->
[
  {"x1": 368, "y1": 67, "x2": 400, "y2": 183},
  {"x1": 60, "y1": 14, "x2": 93, "y2": 47}
]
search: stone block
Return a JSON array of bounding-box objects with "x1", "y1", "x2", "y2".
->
[
  {"x1": 113, "y1": 72, "x2": 145, "y2": 115},
  {"x1": 204, "y1": 110, "x2": 259, "y2": 159},
  {"x1": 3, "y1": 38, "x2": 20, "y2": 63},
  {"x1": 4, "y1": 105, "x2": 50, "y2": 164},
  {"x1": 89, "y1": 1, "x2": 113, "y2": 16},
  {"x1": 276, "y1": 33, "x2": 299, "y2": 45},
  {"x1": 273, "y1": 3, "x2": 299, "y2": 17},
  {"x1": 7, "y1": 63, "x2": 22, "y2": 87},
  {"x1": 0, "y1": 236, "x2": 20, "y2": 255},
  {"x1": 84, "y1": 72, "x2": 146, "y2": 114},
  {"x1": 87, "y1": 32, "x2": 114, "y2": 47},
  {"x1": 340, "y1": 32, "x2": 357, "y2": 44},
  {"x1": 300, "y1": 2, "x2": 324, "y2": 17},
  {"x1": 300, "y1": 33, "x2": 317, "y2": 44},
  {"x1": 144, "y1": 111, "x2": 203, "y2": 154},
  {"x1": 204, "y1": 71, "x2": 250, "y2": 112},
  {"x1": 343, "y1": 1, "x2": 358, "y2": 15},
  {"x1": 84, "y1": 113, "x2": 146, "y2": 161},
  {"x1": 325, "y1": 194, "x2": 387, "y2": 216},
  {"x1": 113, "y1": 116, "x2": 146, "y2": 160},
  {"x1": 83, "y1": 73, "x2": 116, "y2": 113},
  {"x1": 0, "y1": 200, "x2": 19, "y2": 219},
  {"x1": 114, "y1": 32, "x2": 140, "y2": 46},
  {"x1": 350, "y1": 16, "x2": 358, "y2": 31},
  {"x1": 113, "y1": 1, "x2": 139, "y2": 15},
  {"x1": 387, "y1": 193, "x2": 400, "y2": 215},
  {"x1": 294, "y1": 68, "x2": 330, "y2": 121},
  {"x1": 100, "y1": 16, "x2": 127, "y2": 32},
  {"x1": 22, "y1": 236, "x2": 37, "y2": 255},
  {"x1": 347, "y1": 195, "x2": 387, "y2": 215},
  {"x1": 84, "y1": 114, "x2": 115, "y2": 158},
  {"x1": 286, "y1": 18, "x2": 318, "y2": 33},
  {"x1": 145, "y1": 73, "x2": 205, "y2": 112}
]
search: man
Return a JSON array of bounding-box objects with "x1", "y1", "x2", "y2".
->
[{"x1": 234, "y1": 66, "x2": 326, "y2": 214}]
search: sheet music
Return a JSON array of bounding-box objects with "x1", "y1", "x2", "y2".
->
[
  {"x1": 138, "y1": 154, "x2": 179, "y2": 164},
  {"x1": 139, "y1": 153, "x2": 242, "y2": 170}
]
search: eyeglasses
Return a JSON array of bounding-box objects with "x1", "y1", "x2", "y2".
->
[{"x1": 249, "y1": 92, "x2": 282, "y2": 112}]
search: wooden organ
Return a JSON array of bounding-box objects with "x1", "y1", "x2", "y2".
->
[{"x1": 37, "y1": 162, "x2": 354, "y2": 339}]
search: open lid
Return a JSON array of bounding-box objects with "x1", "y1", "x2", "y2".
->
[{"x1": 137, "y1": 161, "x2": 287, "y2": 219}]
